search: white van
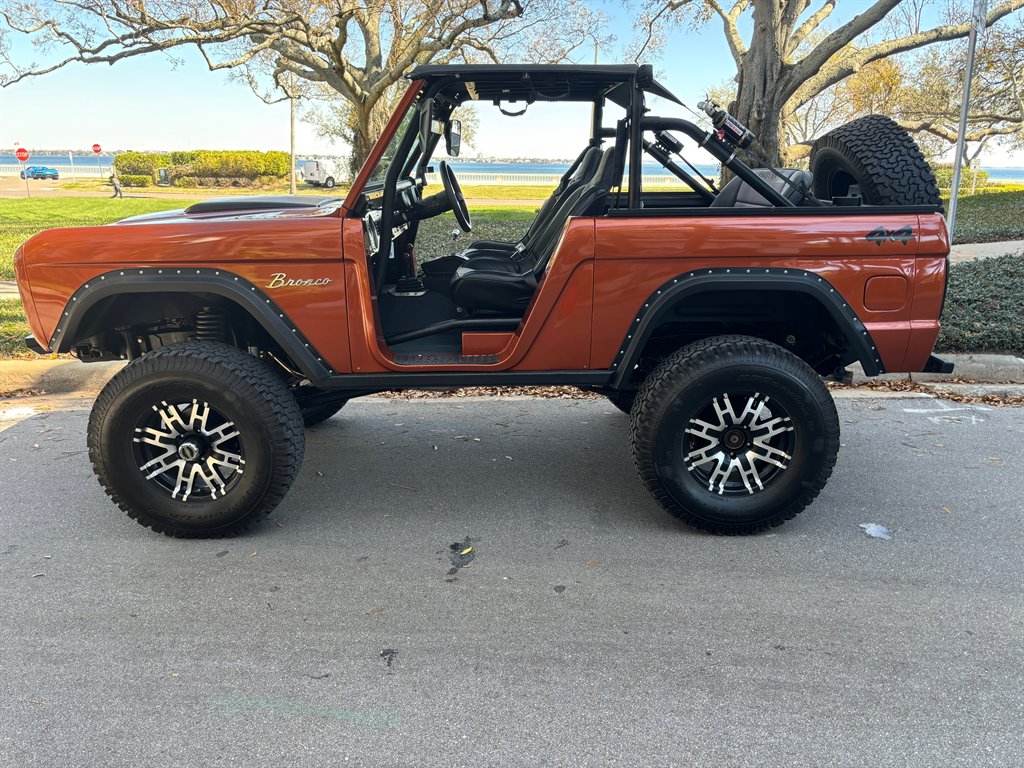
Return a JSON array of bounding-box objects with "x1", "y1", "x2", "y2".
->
[{"x1": 301, "y1": 159, "x2": 342, "y2": 188}]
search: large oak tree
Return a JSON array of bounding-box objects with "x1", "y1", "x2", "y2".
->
[
  {"x1": 0, "y1": 0, "x2": 605, "y2": 168},
  {"x1": 635, "y1": 0, "x2": 1024, "y2": 165}
]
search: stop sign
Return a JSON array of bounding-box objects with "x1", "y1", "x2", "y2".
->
[
  {"x1": 15, "y1": 147, "x2": 29, "y2": 162},
  {"x1": 92, "y1": 143, "x2": 102, "y2": 154}
]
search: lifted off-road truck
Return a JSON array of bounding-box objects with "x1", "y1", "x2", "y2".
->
[{"x1": 14, "y1": 65, "x2": 953, "y2": 538}]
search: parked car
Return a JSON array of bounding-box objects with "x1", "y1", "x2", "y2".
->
[
  {"x1": 301, "y1": 159, "x2": 341, "y2": 188},
  {"x1": 19, "y1": 165, "x2": 60, "y2": 180},
  {"x1": 14, "y1": 64, "x2": 950, "y2": 539}
]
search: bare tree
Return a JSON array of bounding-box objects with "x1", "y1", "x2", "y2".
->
[
  {"x1": 0, "y1": 0, "x2": 607, "y2": 170},
  {"x1": 633, "y1": 0, "x2": 1024, "y2": 165}
]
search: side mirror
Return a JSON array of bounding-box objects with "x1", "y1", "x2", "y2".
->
[{"x1": 445, "y1": 119, "x2": 462, "y2": 157}]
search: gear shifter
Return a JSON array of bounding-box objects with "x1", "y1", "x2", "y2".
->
[{"x1": 449, "y1": 228, "x2": 461, "y2": 257}]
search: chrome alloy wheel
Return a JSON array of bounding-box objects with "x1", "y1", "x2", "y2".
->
[
  {"x1": 683, "y1": 392, "x2": 795, "y2": 495},
  {"x1": 132, "y1": 399, "x2": 245, "y2": 501}
]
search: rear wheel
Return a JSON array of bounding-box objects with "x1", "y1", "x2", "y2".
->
[
  {"x1": 630, "y1": 335, "x2": 839, "y2": 535},
  {"x1": 810, "y1": 114, "x2": 941, "y2": 207},
  {"x1": 88, "y1": 341, "x2": 305, "y2": 538}
]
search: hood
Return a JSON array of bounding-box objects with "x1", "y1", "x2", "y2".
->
[{"x1": 115, "y1": 195, "x2": 345, "y2": 225}]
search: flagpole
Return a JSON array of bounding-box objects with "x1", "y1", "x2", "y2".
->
[{"x1": 947, "y1": 0, "x2": 987, "y2": 242}]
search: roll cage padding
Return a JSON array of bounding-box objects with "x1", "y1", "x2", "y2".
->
[
  {"x1": 608, "y1": 267, "x2": 885, "y2": 388},
  {"x1": 49, "y1": 269, "x2": 334, "y2": 381}
]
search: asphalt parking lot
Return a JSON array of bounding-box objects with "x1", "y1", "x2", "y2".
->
[{"x1": 1, "y1": 393, "x2": 1022, "y2": 767}]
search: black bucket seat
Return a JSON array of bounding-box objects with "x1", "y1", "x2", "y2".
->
[
  {"x1": 449, "y1": 147, "x2": 616, "y2": 314},
  {"x1": 710, "y1": 168, "x2": 813, "y2": 208}
]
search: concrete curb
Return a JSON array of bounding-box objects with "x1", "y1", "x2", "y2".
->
[
  {"x1": 0, "y1": 359, "x2": 124, "y2": 396},
  {"x1": 852, "y1": 353, "x2": 1024, "y2": 385}
]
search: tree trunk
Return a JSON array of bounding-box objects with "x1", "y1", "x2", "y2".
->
[
  {"x1": 729, "y1": 1, "x2": 789, "y2": 169},
  {"x1": 348, "y1": 97, "x2": 394, "y2": 180}
]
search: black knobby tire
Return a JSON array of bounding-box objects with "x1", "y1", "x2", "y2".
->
[
  {"x1": 630, "y1": 335, "x2": 840, "y2": 535},
  {"x1": 300, "y1": 400, "x2": 347, "y2": 427},
  {"x1": 88, "y1": 341, "x2": 305, "y2": 538},
  {"x1": 810, "y1": 114, "x2": 941, "y2": 207}
]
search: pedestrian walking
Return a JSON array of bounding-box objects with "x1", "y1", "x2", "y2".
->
[{"x1": 110, "y1": 173, "x2": 123, "y2": 199}]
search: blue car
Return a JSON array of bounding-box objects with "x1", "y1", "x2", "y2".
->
[{"x1": 20, "y1": 165, "x2": 60, "y2": 180}]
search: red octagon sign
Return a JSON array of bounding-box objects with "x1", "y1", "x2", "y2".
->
[
  {"x1": 92, "y1": 143, "x2": 102, "y2": 154},
  {"x1": 15, "y1": 147, "x2": 29, "y2": 162}
]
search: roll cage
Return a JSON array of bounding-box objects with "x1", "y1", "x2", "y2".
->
[{"x1": 350, "y1": 63, "x2": 822, "y2": 261}]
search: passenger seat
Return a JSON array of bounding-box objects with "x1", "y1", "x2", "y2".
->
[{"x1": 710, "y1": 168, "x2": 812, "y2": 208}]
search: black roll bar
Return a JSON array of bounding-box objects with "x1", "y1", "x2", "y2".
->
[{"x1": 639, "y1": 116, "x2": 795, "y2": 207}]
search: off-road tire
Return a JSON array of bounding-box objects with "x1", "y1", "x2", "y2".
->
[
  {"x1": 300, "y1": 400, "x2": 347, "y2": 427},
  {"x1": 88, "y1": 341, "x2": 305, "y2": 538},
  {"x1": 630, "y1": 335, "x2": 840, "y2": 535},
  {"x1": 810, "y1": 114, "x2": 941, "y2": 207}
]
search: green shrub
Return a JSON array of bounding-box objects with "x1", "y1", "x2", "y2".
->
[
  {"x1": 173, "y1": 177, "x2": 199, "y2": 188},
  {"x1": 113, "y1": 152, "x2": 160, "y2": 178},
  {"x1": 934, "y1": 166, "x2": 990, "y2": 190},
  {"x1": 119, "y1": 175, "x2": 152, "y2": 187},
  {"x1": 937, "y1": 253, "x2": 1024, "y2": 356}
]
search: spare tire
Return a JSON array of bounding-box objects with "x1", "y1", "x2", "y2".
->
[{"x1": 810, "y1": 114, "x2": 942, "y2": 208}]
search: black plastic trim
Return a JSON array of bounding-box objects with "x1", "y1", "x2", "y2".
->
[
  {"x1": 606, "y1": 204, "x2": 942, "y2": 217},
  {"x1": 923, "y1": 354, "x2": 955, "y2": 374},
  {"x1": 314, "y1": 370, "x2": 613, "y2": 391},
  {"x1": 50, "y1": 268, "x2": 334, "y2": 381},
  {"x1": 24, "y1": 334, "x2": 47, "y2": 355},
  {"x1": 609, "y1": 267, "x2": 885, "y2": 389}
]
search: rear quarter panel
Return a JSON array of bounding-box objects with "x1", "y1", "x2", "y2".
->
[{"x1": 590, "y1": 212, "x2": 948, "y2": 373}]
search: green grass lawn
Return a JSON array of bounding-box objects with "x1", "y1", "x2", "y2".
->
[{"x1": 0, "y1": 298, "x2": 31, "y2": 357}]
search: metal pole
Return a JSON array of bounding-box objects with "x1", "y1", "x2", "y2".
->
[
  {"x1": 948, "y1": 0, "x2": 987, "y2": 242},
  {"x1": 68, "y1": 150, "x2": 75, "y2": 178},
  {"x1": 289, "y1": 73, "x2": 297, "y2": 195},
  {"x1": 21, "y1": 161, "x2": 30, "y2": 198}
]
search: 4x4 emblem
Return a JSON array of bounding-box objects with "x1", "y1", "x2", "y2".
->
[{"x1": 865, "y1": 226, "x2": 913, "y2": 246}]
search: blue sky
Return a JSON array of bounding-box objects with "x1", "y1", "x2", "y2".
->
[{"x1": 0, "y1": 2, "x2": 1020, "y2": 166}]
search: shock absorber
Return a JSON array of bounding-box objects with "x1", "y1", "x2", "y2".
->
[{"x1": 195, "y1": 308, "x2": 226, "y2": 342}]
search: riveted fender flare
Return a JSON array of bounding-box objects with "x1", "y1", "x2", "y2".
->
[
  {"x1": 49, "y1": 267, "x2": 333, "y2": 381},
  {"x1": 608, "y1": 267, "x2": 884, "y2": 389}
]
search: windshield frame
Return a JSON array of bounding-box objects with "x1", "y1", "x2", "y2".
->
[{"x1": 342, "y1": 80, "x2": 425, "y2": 212}]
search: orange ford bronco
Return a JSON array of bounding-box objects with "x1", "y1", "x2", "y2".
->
[{"x1": 14, "y1": 64, "x2": 953, "y2": 537}]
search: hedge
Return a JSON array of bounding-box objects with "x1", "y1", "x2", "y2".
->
[
  {"x1": 119, "y1": 175, "x2": 151, "y2": 187},
  {"x1": 113, "y1": 150, "x2": 290, "y2": 183},
  {"x1": 933, "y1": 166, "x2": 990, "y2": 191},
  {"x1": 937, "y1": 253, "x2": 1024, "y2": 356}
]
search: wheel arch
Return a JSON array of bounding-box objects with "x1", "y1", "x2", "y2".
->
[
  {"x1": 609, "y1": 267, "x2": 884, "y2": 390},
  {"x1": 52, "y1": 268, "x2": 332, "y2": 380}
]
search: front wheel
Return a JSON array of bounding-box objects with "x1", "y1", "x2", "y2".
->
[
  {"x1": 630, "y1": 336, "x2": 839, "y2": 535},
  {"x1": 88, "y1": 341, "x2": 305, "y2": 538},
  {"x1": 324, "y1": 177, "x2": 335, "y2": 188}
]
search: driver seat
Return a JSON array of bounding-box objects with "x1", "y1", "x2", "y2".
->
[{"x1": 449, "y1": 147, "x2": 616, "y2": 314}]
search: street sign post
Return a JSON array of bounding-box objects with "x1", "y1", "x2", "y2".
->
[
  {"x1": 15, "y1": 147, "x2": 30, "y2": 198},
  {"x1": 92, "y1": 143, "x2": 103, "y2": 178}
]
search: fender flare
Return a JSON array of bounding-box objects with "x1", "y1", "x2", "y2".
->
[
  {"x1": 608, "y1": 266, "x2": 884, "y2": 389},
  {"x1": 49, "y1": 267, "x2": 333, "y2": 381}
]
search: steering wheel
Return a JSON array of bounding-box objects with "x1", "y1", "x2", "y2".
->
[{"x1": 439, "y1": 160, "x2": 472, "y2": 232}]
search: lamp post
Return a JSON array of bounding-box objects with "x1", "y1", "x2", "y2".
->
[{"x1": 947, "y1": 0, "x2": 988, "y2": 242}]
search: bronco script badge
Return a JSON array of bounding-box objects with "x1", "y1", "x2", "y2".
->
[{"x1": 266, "y1": 272, "x2": 333, "y2": 288}]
